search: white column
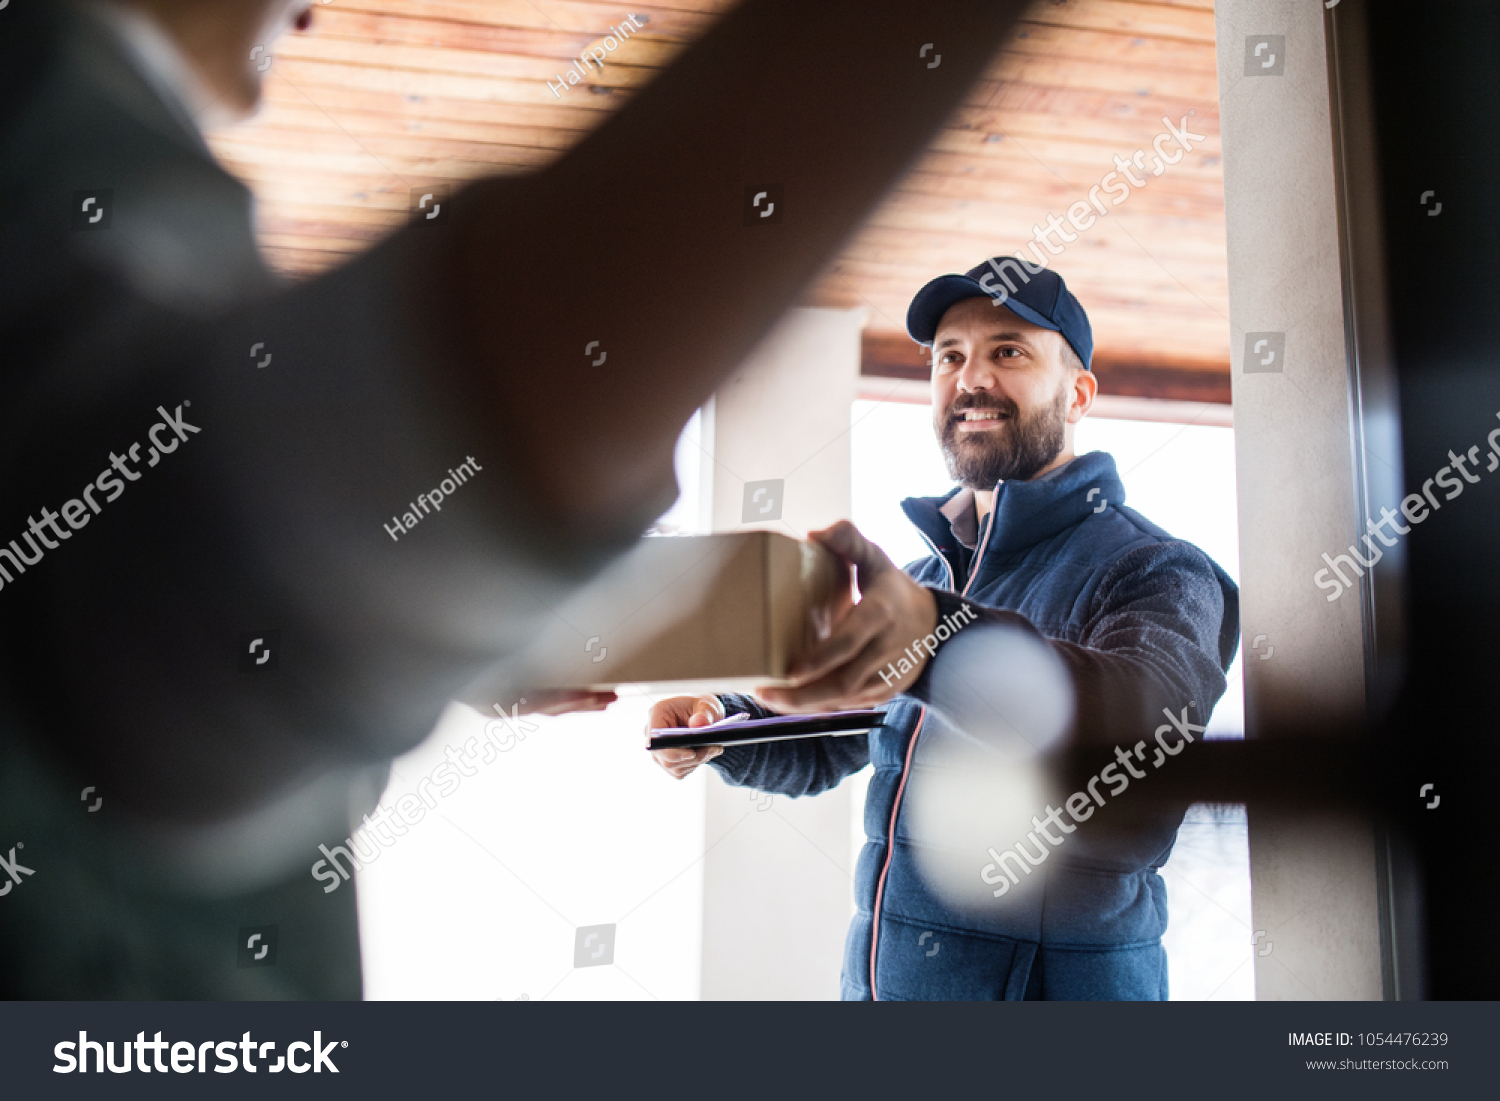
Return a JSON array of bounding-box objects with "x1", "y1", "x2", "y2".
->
[
  {"x1": 1215, "y1": 0, "x2": 1383, "y2": 1000},
  {"x1": 696, "y1": 307, "x2": 864, "y2": 1000}
]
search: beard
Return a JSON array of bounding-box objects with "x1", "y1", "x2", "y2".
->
[{"x1": 936, "y1": 380, "x2": 1070, "y2": 489}]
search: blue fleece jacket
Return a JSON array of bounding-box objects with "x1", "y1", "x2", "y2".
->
[{"x1": 709, "y1": 451, "x2": 1239, "y2": 1000}]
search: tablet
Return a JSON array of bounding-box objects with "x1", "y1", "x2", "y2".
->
[{"x1": 647, "y1": 709, "x2": 887, "y2": 750}]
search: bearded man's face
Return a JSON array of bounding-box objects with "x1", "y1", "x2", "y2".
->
[
  {"x1": 935, "y1": 375, "x2": 1071, "y2": 489},
  {"x1": 928, "y1": 298, "x2": 1078, "y2": 489}
]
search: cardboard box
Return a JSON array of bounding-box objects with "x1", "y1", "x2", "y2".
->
[{"x1": 496, "y1": 531, "x2": 846, "y2": 693}]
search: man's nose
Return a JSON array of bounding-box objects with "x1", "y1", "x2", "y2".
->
[{"x1": 957, "y1": 356, "x2": 997, "y2": 392}]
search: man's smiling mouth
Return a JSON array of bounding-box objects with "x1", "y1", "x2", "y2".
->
[{"x1": 955, "y1": 408, "x2": 1012, "y2": 430}]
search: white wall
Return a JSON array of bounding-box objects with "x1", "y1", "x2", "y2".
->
[
  {"x1": 356, "y1": 694, "x2": 708, "y2": 1000},
  {"x1": 1215, "y1": 0, "x2": 1383, "y2": 1000},
  {"x1": 355, "y1": 420, "x2": 718, "y2": 1001},
  {"x1": 697, "y1": 307, "x2": 864, "y2": 1000}
]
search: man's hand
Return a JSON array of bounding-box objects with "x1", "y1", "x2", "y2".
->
[
  {"x1": 517, "y1": 689, "x2": 617, "y2": 716},
  {"x1": 646, "y1": 695, "x2": 727, "y2": 779},
  {"x1": 757, "y1": 521, "x2": 937, "y2": 713}
]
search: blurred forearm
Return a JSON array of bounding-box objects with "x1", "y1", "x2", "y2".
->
[{"x1": 433, "y1": 0, "x2": 1028, "y2": 537}]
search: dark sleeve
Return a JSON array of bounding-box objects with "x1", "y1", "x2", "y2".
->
[
  {"x1": 0, "y1": 7, "x2": 651, "y2": 826},
  {"x1": 908, "y1": 543, "x2": 1239, "y2": 747},
  {"x1": 707, "y1": 694, "x2": 872, "y2": 797},
  {"x1": 0, "y1": 246, "x2": 605, "y2": 825},
  {"x1": 0, "y1": 0, "x2": 1033, "y2": 826}
]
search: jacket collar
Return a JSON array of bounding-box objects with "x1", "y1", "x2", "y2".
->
[{"x1": 901, "y1": 451, "x2": 1126, "y2": 563}]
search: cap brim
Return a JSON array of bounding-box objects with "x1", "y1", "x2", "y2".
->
[{"x1": 906, "y1": 273, "x2": 1061, "y2": 345}]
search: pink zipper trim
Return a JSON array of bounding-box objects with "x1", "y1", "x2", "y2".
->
[
  {"x1": 868, "y1": 506, "x2": 996, "y2": 1000},
  {"x1": 868, "y1": 709, "x2": 925, "y2": 999}
]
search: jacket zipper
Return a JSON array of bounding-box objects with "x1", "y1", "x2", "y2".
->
[{"x1": 868, "y1": 511, "x2": 993, "y2": 999}]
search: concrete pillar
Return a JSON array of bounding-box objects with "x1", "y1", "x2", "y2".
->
[
  {"x1": 696, "y1": 307, "x2": 863, "y2": 1000},
  {"x1": 1215, "y1": 0, "x2": 1383, "y2": 999}
]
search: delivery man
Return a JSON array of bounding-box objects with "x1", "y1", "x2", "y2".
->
[{"x1": 649, "y1": 259, "x2": 1239, "y2": 1000}]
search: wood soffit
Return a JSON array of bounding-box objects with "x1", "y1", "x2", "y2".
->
[{"x1": 209, "y1": 0, "x2": 1230, "y2": 403}]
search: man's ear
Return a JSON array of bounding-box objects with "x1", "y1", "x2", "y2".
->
[{"x1": 1067, "y1": 366, "x2": 1097, "y2": 424}]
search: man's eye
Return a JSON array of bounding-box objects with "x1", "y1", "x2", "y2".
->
[{"x1": 997, "y1": 347, "x2": 1022, "y2": 358}]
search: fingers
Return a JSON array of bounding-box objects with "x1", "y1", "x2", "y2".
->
[
  {"x1": 809, "y1": 520, "x2": 894, "y2": 580},
  {"x1": 645, "y1": 694, "x2": 723, "y2": 734},
  {"x1": 791, "y1": 522, "x2": 901, "y2": 685},
  {"x1": 759, "y1": 633, "x2": 895, "y2": 713},
  {"x1": 651, "y1": 743, "x2": 724, "y2": 779},
  {"x1": 808, "y1": 529, "x2": 856, "y2": 611},
  {"x1": 779, "y1": 561, "x2": 940, "y2": 711},
  {"x1": 646, "y1": 696, "x2": 726, "y2": 779},
  {"x1": 786, "y1": 596, "x2": 885, "y2": 684},
  {"x1": 807, "y1": 519, "x2": 862, "y2": 560},
  {"x1": 521, "y1": 689, "x2": 617, "y2": 716},
  {"x1": 687, "y1": 696, "x2": 725, "y2": 727}
]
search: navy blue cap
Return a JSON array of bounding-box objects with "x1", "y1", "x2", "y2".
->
[{"x1": 905, "y1": 257, "x2": 1094, "y2": 370}]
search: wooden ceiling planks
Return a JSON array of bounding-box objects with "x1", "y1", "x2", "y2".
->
[{"x1": 208, "y1": 0, "x2": 1230, "y2": 396}]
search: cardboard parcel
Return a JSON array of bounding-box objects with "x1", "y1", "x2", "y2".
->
[{"x1": 475, "y1": 531, "x2": 847, "y2": 696}]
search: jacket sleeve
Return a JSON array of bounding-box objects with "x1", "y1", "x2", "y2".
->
[
  {"x1": 0, "y1": 0, "x2": 1029, "y2": 825},
  {"x1": 909, "y1": 541, "x2": 1239, "y2": 747},
  {"x1": 706, "y1": 693, "x2": 872, "y2": 797}
]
